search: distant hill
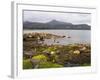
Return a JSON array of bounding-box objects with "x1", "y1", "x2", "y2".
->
[
  {"x1": 47, "y1": 20, "x2": 72, "y2": 25},
  {"x1": 23, "y1": 20, "x2": 91, "y2": 30}
]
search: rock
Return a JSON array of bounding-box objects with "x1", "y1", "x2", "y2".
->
[
  {"x1": 24, "y1": 50, "x2": 36, "y2": 58},
  {"x1": 80, "y1": 47, "x2": 86, "y2": 51},
  {"x1": 50, "y1": 51, "x2": 55, "y2": 55},
  {"x1": 73, "y1": 50, "x2": 80, "y2": 55}
]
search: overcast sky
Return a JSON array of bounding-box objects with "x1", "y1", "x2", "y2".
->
[{"x1": 23, "y1": 10, "x2": 91, "y2": 25}]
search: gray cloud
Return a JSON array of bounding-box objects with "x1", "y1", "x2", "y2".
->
[{"x1": 23, "y1": 10, "x2": 91, "y2": 25}]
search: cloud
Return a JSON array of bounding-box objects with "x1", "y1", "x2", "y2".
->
[{"x1": 23, "y1": 10, "x2": 91, "y2": 25}]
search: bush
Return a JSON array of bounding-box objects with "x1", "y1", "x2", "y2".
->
[{"x1": 23, "y1": 59, "x2": 33, "y2": 69}]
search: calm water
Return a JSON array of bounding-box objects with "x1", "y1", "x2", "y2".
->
[{"x1": 23, "y1": 30, "x2": 91, "y2": 45}]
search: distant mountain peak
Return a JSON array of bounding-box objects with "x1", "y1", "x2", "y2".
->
[
  {"x1": 49, "y1": 19, "x2": 60, "y2": 23},
  {"x1": 47, "y1": 19, "x2": 72, "y2": 25}
]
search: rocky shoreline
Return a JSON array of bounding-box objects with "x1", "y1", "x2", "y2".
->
[{"x1": 23, "y1": 32, "x2": 91, "y2": 69}]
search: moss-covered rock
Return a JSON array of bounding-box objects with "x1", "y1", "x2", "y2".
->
[
  {"x1": 23, "y1": 59, "x2": 33, "y2": 69},
  {"x1": 32, "y1": 54, "x2": 48, "y2": 62},
  {"x1": 38, "y1": 62, "x2": 63, "y2": 68}
]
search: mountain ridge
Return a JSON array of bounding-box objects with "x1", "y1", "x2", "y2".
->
[{"x1": 23, "y1": 20, "x2": 91, "y2": 30}]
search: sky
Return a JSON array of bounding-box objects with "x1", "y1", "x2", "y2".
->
[{"x1": 23, "y1": 10, "x2": 91, "y2": 25}]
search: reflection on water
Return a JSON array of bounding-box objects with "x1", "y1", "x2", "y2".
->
[{"x1": 23, "y1": 30, "x2": 91, "y2": 45}]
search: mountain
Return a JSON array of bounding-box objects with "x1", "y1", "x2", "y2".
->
[
  {"x1": 47, "y1": 20, "x2": 72, "y2": 25},
  {"x1": 23, "y1": 20, "x2": 90, "y2": 30}
]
